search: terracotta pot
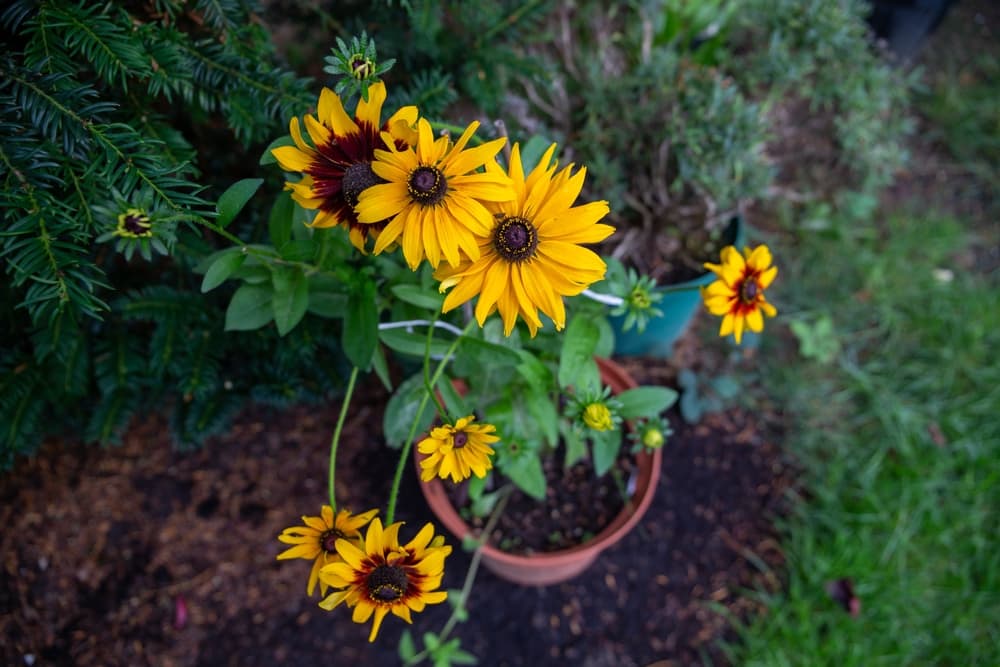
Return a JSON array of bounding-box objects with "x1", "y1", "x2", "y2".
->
[{"x1": 415, "y1": 357, "x2": 663, "y2": 586}]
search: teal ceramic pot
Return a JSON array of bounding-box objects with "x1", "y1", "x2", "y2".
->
[{"x1": 612, "y1": 215, "x2": 745, "y2": 357}]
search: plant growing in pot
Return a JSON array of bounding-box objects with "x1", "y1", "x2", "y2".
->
[{"x1": 200, "y1": 32, "x2": 776, "y2": 665}]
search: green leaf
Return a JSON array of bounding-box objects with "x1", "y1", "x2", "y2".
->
[
  {"x1": 200, "y1": 250, "x2": 246, "y2": 292},
  {"x1": 398, "y1": 630, "x2": 417, "y2": 662},
  {"x1": 515, "y1": 350, "x2": 554, "y2": 394},
  {"x1": 562, "y1": 425, "x2": 587, "y2": 468},
  {"x1": 592, "y1": 430, "x2": 622, "y2": 476},
  {"x1": 379, "y1": 328, "x2": 452, "y2": 358},
  {"x1": 504, "y1": 452, "x2": 546, "y2": 500},
  {"x1": 216, "y1": 178, "x2": 264, "y2": 228},
  {"x1": 372, "y1": 344, "x2": 393, "y2": 392},
  {"x1": 224, "y1": 284, "x2": 273, "y2": 331},
  {"x1": 436, "y1": 375, "x2": 469, "y2": 419},
  {"x1": 524, "y1": 384, "x2": 558, "y2": 448},
  {"x1": 277, "y1": 239, "x2": 315, "y2": 262},
  {"x1": 558, "y1": 315, "x2": 599, "y2": 390},
  {"x1": 383, "y1": 373, "x2": 436, "y2": 448},
  {"x1": 391, "y1": 284, "x2": 444, "y2": 310},
  {"x1": 307, "y1": 291, "x2": 348, "y2": 318},
  {"x1": 461, "y1": 336, "x2": 522, "y2": 368},
  {"x1": 268, "y1": 192, "x2": 295, "y2": 249},
  {"x1": 343, "y1": 280, "x2": 378, "y2": 370},
  {"x1": 617, "y1": 386, "x2": 679, "y2": 419},
  {"x1": 260, "y1": 135, "x2": 295, "y2": 166},
  {"x1": 271, "y1": 268, "x2": 309, "y2": 336}
]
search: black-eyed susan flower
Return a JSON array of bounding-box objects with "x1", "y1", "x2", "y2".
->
[
  {"x1": 435, "y1": 143, "x2": 614, "y2": 336},
  {"x1": 417, "y1": 416, "x2": 498, "y2": 483},
  {"x1": 276, "y1": 506, "x2": 378, "y2": 597},
  {"x1": 356, "y1": 118, "x2": 514, "y2": 269},
  {"x1": 270, "y1": 81, "x2": 417, "y2": 252},
  {"x1": 318, "y1": 518, "x2": 451, "y2": 642},
  {"x1": 702, "y1": 245, "x2": 778, "y2": 344},
  {"x1": 114, "y1": 208, "x2": 152, "y2": 238}
]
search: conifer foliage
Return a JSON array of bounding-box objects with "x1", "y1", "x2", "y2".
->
[{"x1": 0, "y1": 0, "x2": 319, "y2": 466}]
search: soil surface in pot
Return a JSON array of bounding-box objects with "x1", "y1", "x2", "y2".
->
[{"x1": 445, "y1": 443, "x2": 638, "y2": 554}]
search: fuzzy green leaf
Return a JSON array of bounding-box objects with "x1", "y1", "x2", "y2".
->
[
  {"x1": 504, "y1": 451, "x2": 546, "y2": 500},
  {"x1": 216, "y1": 178, "x2": 264, "y2": 228},
  {"x1": 617, "y1": 386, "x2": 679, "y2": 419},
  {"x1": 591, "y1": 430, "x2": 622, "y2": 477},
  {"x1": 224, "y1": 284, "x2": 273, "y2": 331},
  {"x1": 201, "y1": 250, "x2": 246, "y2": 292},
  {"x1": 391, "y1": 284, "x2": 444, "y2": 310},
  {"x1": 343, "y1": 280, "x2": 378, "y2": 370},
  {"x1": 383, "y1": 374, "x2": 435, "y2": 448},
  {"x1": 558, "y1": 315, "x2": 599, "y2": 390},
  {"x1": 271, "y1": 268, "x2": 309, "y2": 336}
]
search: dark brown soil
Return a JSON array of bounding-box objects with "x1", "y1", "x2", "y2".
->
[
  {"x1": 448, "y1": 443, "x2": 638, "y2": 554},
  {"x1": 0, "y1": 353, "x2": 792, "y2": 667}
]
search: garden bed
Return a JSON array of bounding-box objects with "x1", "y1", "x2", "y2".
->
[{"x1": 0, "y1": 356, "x2": 792, "y2": 666}]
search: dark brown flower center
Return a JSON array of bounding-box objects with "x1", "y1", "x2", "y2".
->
[
  {"x1": 452, "y1": 431, "x2": 468, "y2": 448},
  {"x1": 740, "y1": 277, "x2": 759, "y2": 304},
  {"x1": 367, "y1": 564, "x2": 409, "y2": 602},
  {"x1": 342, "y1": 161, "x2": 382, "y2": 208},
  {"x1": 493, "y1": 215, "x2": 538, "y2": 262},
  {"x1": 320, "y1": 529, "x2": 345, "y2": 553},
  {"x1": 407, "y1": 166, "x2": 447, "y2": 205}
]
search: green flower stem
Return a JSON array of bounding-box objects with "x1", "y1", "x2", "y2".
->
[
  {"x1": 423, "y1": 314, "x2": 451, "y2": 422},
  {"x1": 385, "y1": 320, "x2": 476, "y2": 524},
  {"x1": 403, "y1": 486, "x2": 512, "y2": 667},
  {"x1": 328, "y1": 366, "x2": 360, "y2": 512}
]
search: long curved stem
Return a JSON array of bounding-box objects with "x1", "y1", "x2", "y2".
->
[
  {"x1": 385, "y1": 320, "x2": 475, "y2": 524},
  {"x1": 328, "y1": 366, "x2": 360, "y2": 511}
]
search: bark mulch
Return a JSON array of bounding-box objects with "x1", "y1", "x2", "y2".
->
[{"x1": 0, "y1": 356, "x2": 792, "y2": 667}]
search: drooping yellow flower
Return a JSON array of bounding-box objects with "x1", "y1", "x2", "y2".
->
[
  {"x1": 701, "y1": 244, "x2": 778, "y2": 344},
  {"x1": 435, "y1": 143, "x2": 614, "y2": 336},
  {"x1": 417, "y1": 415, "x2": 498, "y2": 483},
  {"x1": 582, "y1": 402, "x2": 614, "y2": 431},
  {"x1": 355, "y1": 118, "x2": 514, "y2": 269},
  {"x1": 276, "y1": 506, "x2": 379, "y2": 597},
  {"x1": 318, "y1": 519, "x2": 451, "y2": 643},
  {"x1": 270, "y1": 81, "x2": 418, "y2": 252}
]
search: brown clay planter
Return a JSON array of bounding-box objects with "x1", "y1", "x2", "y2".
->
[{"x1": 415, "y1": 357, "x2": 663, "y2": 586}]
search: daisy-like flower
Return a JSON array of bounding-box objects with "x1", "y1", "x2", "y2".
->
[
  {"x1": 582, "y1": 402, "x2": 614, "y2": 431},
  {"x1": 270, "y1": 81, "x2": 418, "y2": 252},
  {"x1": 276, "y1": 506, "x2": 379, "y2": 597},
  {"x1": 701, "y1": 244, "x2": 778, "y2": 344},
  {"x1": 318, "y1": 518, "x2": 451, "y2": 643},
  {"x1": 114, "y1": 208, "x2": 152, "y2": 238},
  {"x1": 435, "y1": 143, "x2": 614, "y2": 336},
  {"x1": 356, "y1": 118, "x2": 514, "y2": 269},
  {"x1": 417, "y1": 415, "x2": 498, "y2": 483}
]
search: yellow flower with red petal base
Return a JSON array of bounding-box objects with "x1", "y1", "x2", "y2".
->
[
  {"x1": 318, "y1": 518, "x2": 451, "y2": 643},
  {"x1": 435, "y1": 143, "x2": 614, "y2": 336},
  {"x1": 276, "y1": 506, "x2": 379, "y2": 597},
  {"x1": 701, "y1": 244, "x2": 778, "y2": 344},
  {"x1": 417, "y1": 415, "x2": 498, "y2": 483},
  {"x1": 271, "y1": 82, "x2": 417, "y2": 252},
  {"x1": 356, "y1": 118, "x2": 514, "y2": 269}
]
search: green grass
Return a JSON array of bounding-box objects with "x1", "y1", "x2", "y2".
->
[{"x1": 726, "y1": 211, "x2": 1000, "y2": 665}]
